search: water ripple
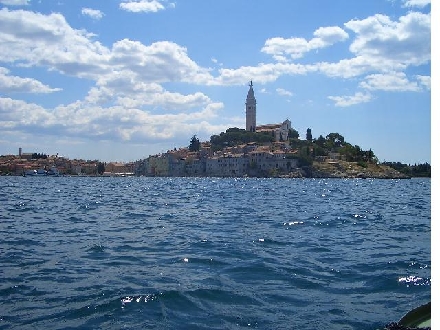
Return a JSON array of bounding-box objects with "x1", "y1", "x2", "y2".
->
[{"x1": 0, "y1": 176, "x2": 430, "y2": 330}]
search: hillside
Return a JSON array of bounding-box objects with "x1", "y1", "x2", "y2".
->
[
  {"x1": 207, "y1": 128, "x2": 417, "y2": 179},
  {"x1": 308, "y1": 160, "x2": 409, "y2": 179}
]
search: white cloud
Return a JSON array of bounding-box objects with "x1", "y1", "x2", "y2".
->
[
  {"x1": 116, "y1": 90, "x2": 213, "y2": 110},
  {"x1": 0, "y1": 0, "x2": 29, "y2": 5},
  {"x1": 262, "y1": 37, "x2": 309, "y2": 60},
  {"x1": 0, "y1": 8, "x2": 110, "y2": 78},
  {"x1": 0, "y1": 8, "x2": 228, "y2": 148},
  {"x1": 316, "y1": 56, "x2": 382, "y2": 78},
  {"x1": 0, "y1": 97, "x2": 51, "y2": 127},
  {"x1": 276, "y1": 88, "x2": 293, "y2": 97},
  {"x1": 311, "y1": 11, "x2": 431, "y2": 81},
  {"x1": 0, "y1": 95, "x2": 226, "y2": 144},
  {"x1": 402, "y1": 0, "x2": 431, "y2": 8},
  {"x1": 0, "y1": 9, "x2": 213, "y2": 85},
  {"x1": 360, "y1": 72, "x2": 420, "y2": 91},
  {"x1": 310, "y1": 26, "x2": 350, "y2": 48},
  {"x1": 119, "y1": 0, "x2": 167, "y2": 13},
  {"x1": 262, "y1": 26, "x2": 348, "y2": 60},
  {"x1": 0, "y1": 67, "x2": 62, "y2": 93},
  {"x1": 0, "y1": 5, "x2": 431, "y2": 150},
  {"x1": 416, "y1": 75, "x2": 430, "y2": 90},
  {"x1": 345, "y1": 12, "x2": 430, "y2": 67},
  {"x1": 328, "y1": 92, "x2": 372, "y2": 107},
  {"x1": 221, "y1": 11, "x2": 430, "y2": 86},
  {"x1": 217, "y1": 62, "x2": 311, "y2": 85},
  {"x1": 82, "y1": 8, "x2": 104, "y2": 20},
  {"x1": 109, "y1": 39, "x2": 213, "y2": 84}
]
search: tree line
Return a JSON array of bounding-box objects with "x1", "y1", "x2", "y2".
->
[{"x1": 382, "y1": 162, "x2": 431, "y2": 177}]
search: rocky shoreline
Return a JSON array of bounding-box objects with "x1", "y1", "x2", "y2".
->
[{"x1": 283, "y1": 161, "x2": 410, "y2": 179}]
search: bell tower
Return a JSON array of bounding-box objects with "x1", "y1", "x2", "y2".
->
[{"x1": 245, "y1": 81, "x2": 256, "y2": 132}]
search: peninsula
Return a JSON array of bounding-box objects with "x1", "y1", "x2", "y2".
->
[
  {"x1": 0, "y1": 82, "x2": 430, "y2": 178},
  {"x1": 133, "y1": 82, "x2": 428, "y2": 179}
]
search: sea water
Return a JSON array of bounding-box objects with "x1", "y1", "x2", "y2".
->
[{"x1": 0, "y1": 177, "x2": 431, "y2": 329}]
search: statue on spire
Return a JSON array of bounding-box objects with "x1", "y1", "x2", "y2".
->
[{"x1": 249, "y1": 80, "x2": 253, "y2": 87}]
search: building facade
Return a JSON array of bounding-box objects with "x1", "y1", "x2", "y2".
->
[{"x1": 256, "y1": 119, "x2": 292, "y2": 142}]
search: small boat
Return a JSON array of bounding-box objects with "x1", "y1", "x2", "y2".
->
[
  {"x1": 23, "y1": 166, "x2": 60, "y2": 176},
  {"x1": 24, "y1": 169, "x2": 37, "y2": 176},
  {"x1": 25, "y1": 168, "x2": 47, "y2": 176},
  {"x1": 46, "y1": 166, "x2": 60, "y2": 176},
  {"x1": 383, "y1": 302, "x2": 430, "y2": 329}
]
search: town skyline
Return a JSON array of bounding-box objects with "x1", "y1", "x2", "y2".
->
[{"x1": 0, "y1": 0, "x2": 433, "y2": 164}]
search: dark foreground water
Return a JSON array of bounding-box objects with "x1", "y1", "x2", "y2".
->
[{"x1": 0, "y1": 177, "x2": 431, "y2": 329}]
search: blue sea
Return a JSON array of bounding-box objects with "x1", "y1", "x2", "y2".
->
[{"x1": 0, "y1": 177, "x2": 431, "y2": 329}]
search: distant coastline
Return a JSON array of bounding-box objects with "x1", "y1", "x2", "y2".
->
[
  {"x1": 1, "y1": 82, "x2": 430, "y2": 179},
  {"x1": 0, "y1": 152, "x2": 429, "y2": 179}
]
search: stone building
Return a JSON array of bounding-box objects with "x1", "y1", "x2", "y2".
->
[
  {"x1": 256, "y1": 119, "x2": 292, "y2": 142},
  {"x1": 245, "y1": 82, "x2": 291, "y2": 141},
  {"x1": 245, "y1": 81, "x2": 256, "y2": 132},
  {"x1": 206, "y1": 154, "x2": 249, "y2": 177}
]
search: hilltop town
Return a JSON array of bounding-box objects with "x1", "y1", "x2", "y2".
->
[{"x1": 0, "y1": 82, "x2": 430, "y2": 178}]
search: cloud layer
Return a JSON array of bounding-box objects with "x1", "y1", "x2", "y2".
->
[{"x1": 0, "y1": 1, "x2": 431, "y2": 156}]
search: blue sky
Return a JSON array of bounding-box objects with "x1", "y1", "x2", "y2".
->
[{"x1": 0, "y1": 0, "x2": 432, "y2": 164}]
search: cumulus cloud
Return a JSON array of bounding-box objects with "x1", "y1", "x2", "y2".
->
[
  {"x1": 0, "y1": 4, "x2": 431, "y2": 150},
  {"x1": 345, "y1": 12, "x2": 430, "y2": 67},
  {"x1": 276, "y1": 88, "x2": 293, "y2": 97},
  {"x1": 0, "y1": 97, "x2": 51, "y2": 127},
  {"x1": 222, "y1": 10, "x2": 430, "y2": 97},
  {"x1": 0, "y1": 9, "x2": 213, "y2": 85},
  {"x1": 0, "y1": 0, "x2": 29, "y2": 5},
  {"x1": 82, "y1": 8, "x2": 104, "y2": 20},
  {"x1": 217, "y1": 62, "x2": 311, "y2": 85},
  {"x1": 0, "y1": 95, "x2": 226, "y2": 144},
  {"x1": 0, "y1": 8, "x2": 110, "y2": 78},
  {"x1": 262, "y1": 26, "x2": 349, "y2": 61},
  {"x1": 402, "y1": 0, "x2": 430, "y2": 8},
  {"x1": 0, "y1": 8, "x2": 229, "y2": 147},
  {"x1": 0, "y1": 67, "x2": 62, "y2": 93},
  {"x1": 416, "y1": 75, "x2": 430, "y2": 90},
  {"x1": 328, "y1": 92, "x2": 372, "y2": 107},
  {"x1": 109, "y1": 39, "x2": 213, "y2": 84},
  {"x1": 359, "y1": 72, "x2": 420, "y2": 92},
  {"x1": 119, "y1": 0, "x2": 172, "y2": 13}
]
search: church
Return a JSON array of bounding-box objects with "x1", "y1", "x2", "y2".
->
[{"x1": 245, "y1": 81, "x2": 292, "y2": 142}]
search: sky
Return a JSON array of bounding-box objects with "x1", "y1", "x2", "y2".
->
[{"x1": 0, "y1": 0, "x2": 433, "y2": 164}]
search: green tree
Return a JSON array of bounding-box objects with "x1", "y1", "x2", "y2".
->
[
  {"x1": 326, "y1": 133, "x2": 345, "y2": 148},
  {"x1": 97, "y1": 162, "x2": 106, "y2": 175},
  {"x1": 189, "y1": 135, "x2": 201, "y2": 152},
  {"x1": 315, "y1": 135, "x2": 326, "y2": 147},
  {"x1": 288, "y1": 128, "x2": 299, "y2": 139},
  {"x1": 306, "y1": 128, "x2": 312, "y2": 141},
  {"x1": 209, "y1": 128, "x2": 273, "y2": 150}
]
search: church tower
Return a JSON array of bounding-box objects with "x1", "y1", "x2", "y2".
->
[{"x1": 245, "y1": 81, "x2": 256, "y2": 132}]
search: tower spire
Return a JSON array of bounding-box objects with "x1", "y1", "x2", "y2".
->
[{"x1": 245, "y1": 80, "x2": 256, "y2": 132}]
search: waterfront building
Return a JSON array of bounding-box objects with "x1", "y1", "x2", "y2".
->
[
  {"x1": 206, "y1": 154, "x2": 249, "y2": 177},
  {"x1": 147, "y1": 154, "x2": 170, "y2": 176},
  {"x1": 248, "y1": 149, "x2": 297, "y2": 174}
]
